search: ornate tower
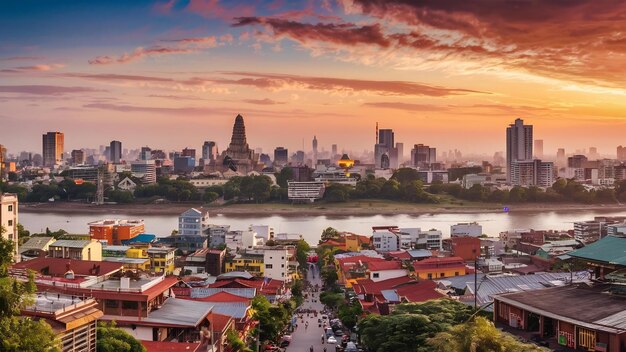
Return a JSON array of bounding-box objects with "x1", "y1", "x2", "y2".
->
[{"x1": 226, "y1": 114, "x2": 253, "y2": 160}]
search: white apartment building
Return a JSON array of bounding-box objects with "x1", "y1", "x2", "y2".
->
[
  {"x1": 287, "y1": 181, "x2": 325, "y2": 202},
  {"x1": 130, "y1": 159, "x2": 156, "y2": 184},
  {"x1": 250, "y1": 225, "x2": 274, "y2": 241},
  {"x1": 372, "y1": 227, "x2": 400, "y2": 252},
  {"x1": 451, "y1": 222, "x2": 483, "y2": 237},
  {"x1": 510, "y1": 159, "x2": 554, "y2": 187},
  {"x1": 178, "y1": 208, "x2": 209, "y2": 236},
  {"x1": 0, "y1": 193, "x2": 18, "y2": 261},
  {"x1": 421, "y1": 229, "x2": 443, "y2": 249},
  {"x1": 225, "y1": 230, "x2": 263, "y2": 251},
  {"x1": 263, "y1": 247, "x2": 290, "y2": 282},
  {"x1": 372, "y1": 226, "x2": 443, "y2": 252}
]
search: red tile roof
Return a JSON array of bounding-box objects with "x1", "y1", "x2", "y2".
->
[
  {"x1": 353, "y1": 276, "x2": 415, "y2": 295},
  {"x1": 209, "y1": 277, "x2": 284, "y2": 295},
  {"x1": 386, "y1": 251, "x2": 411, "y2": 260},
  {"x1": 367, "y1": 261, "x2": 403, "y2": 271},
  {"x1": 413, "y1": 256, "x2": 466, "y2": 271},
  {"x1": 11, "y1": 257, "x2": 123, "y2": 277},
  {"x1": 141, "y1": 341, "x2": 200, "y2": 352},
  {"x1": 395, "y1": 281, "x2": 445, "y2": 302},
  {"x1": 192, "y1": 291, "x2": 251, "y2": 303}
]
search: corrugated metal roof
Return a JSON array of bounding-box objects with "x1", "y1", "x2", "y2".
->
[
  {"x1": 380, "y1": 289, "x2": 400, "y2": 302},
  {"x1": 569, "y1": 235, "x2": 626, "y2": 265},
  {"x1": 143, "y1": 298, "x2": 212, "y2": 327},
  {"x1": 50, "y1": 240, "x2": 91, "y2": 248},
  {"x1": 19, "y1": 236, "x2": 55, "y2": 252},
  {"x1": 209, "y1": 302, "x2": 249, "y2": 319},
  {"x1": 593, "y1": 311, "x2": 626, "y2": 330},
  {"x1": 191, "y1": 287, "x2": 256, "y2": 299}
]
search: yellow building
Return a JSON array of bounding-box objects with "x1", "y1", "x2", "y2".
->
[
  {"x1": 49, "y1": 239, "x2": 103, "y2": 261},
  {"x1": 412, "y1": 256, "x2": 467, "y2": 280},
  {"x1": 147, "y1": 247, "x2": 176, "y2": 275},
  {"x1": 224, "y1": 253, "x2": 264, "y2": 276}
]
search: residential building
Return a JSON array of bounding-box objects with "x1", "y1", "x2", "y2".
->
[
  {"x1": 618, "y1": 145, "x2": 626, "y2": 161},
  {"x1": 249, "y1": 225, "x2": 274, "y2": 242},
  {"x1": 179, "y1": 208, "x2": 210, "y2": 236},
  {"x1": 287, "y1": 181, "x2": 325, "y2": 202},
  {"x1": 450, "y1": 237, "x2": 481, "y2": 261},
  {"x1": 352, "y1": 276, "x2": 444, "y2": 315},
  {"x1": 131, "y1": 160, "x2": 156, "y2": 184},
  {"x1": 494, "y1": 285, "x2": 626, "y2": 352},
  {"x1": 225, "y1": 252, "x2": 264, "y2": 275},
  {"x1": 206, "y1": 248, "x2": 226, "y2": 276},
  {"x1": 19, "y1": 236, "x2": 55, "y2": 260},
  {"x1": 607, "y1": 222, "x2": 626, "y2": 237},
  {"x1": 49, "y1": 240, "x2": 103, "y2": 261},
  {"x1": 573, "y1": 216, "x2": 626, "y2": 242},
  {"x1": 372, "y1": 227, "x2": 400, "y2": 252},
  {"x1": 110, "y1": 140, "x2": 122, "y2": 164},
  {"x1": 451, "y1": 222, "x2": 483, "y2": 237},
  {"x1": 88, "y1": 219, "x2": 145, "y2": 245},
  {"x1": 22, "y1": 293, "x2": 103, "y2": 352},
  {"x1": 0, "y1": 193, "x2": 18, "y2": 260},
  {"x1": 71, "y1": 149, "x2": 85, "y2": 165},
  {"x1": 147, "y1": 247, "x2": 176, "y2": 274},
  {"x1": 367, "y1": 260, "x2": 408, "y2": 282},
  {"x1": 263, "y1": 247, "x2": 290, "y2": 282},
  {"x1": 506, "y1": 118, "x2": 533, "y2": 182},
  {"x1": 184, "y1": 248, "x2": 225, "y2": 275},
  {"x1": 412, "y1": 256, "x2": 467, "y2": 279},
  {"x1": 43, "y1": 131, "x2": 64, "y2": 167},
  {"x1": 207, "y1": 225, "x2": 230, "y2": 248},
  {"x1": 510, "y1": 159, "x2": 554, "y2": 187}
]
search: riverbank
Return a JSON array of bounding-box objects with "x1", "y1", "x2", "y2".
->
[{"x1": 19, "y1": 200, "x2": 626, "y2": 217}]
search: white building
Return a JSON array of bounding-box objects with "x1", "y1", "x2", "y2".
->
[
  {"x1": 372, "y1": 226, "x2": 443, "y2": 252},
  {"x1": 178, "y1": 208, "x2": 209, "y2": 236},
  {"x1": 372, "y1": 227, "x2": 400, "y2": 252},
  {"x1": 607, "y1": 222, "x2": 626, "y2": 237},
  {"x1": 189, "y1": 178, "x2": 229, "y2": 189},
  {"x1": 451, "y1": 222, "x2": 483, "y2": 237},
  {"x1": 461, "y1": 174, "x2": 487, "y2": 189},
  {"x1": 131, "y1": 159, "x2": 156, "y2": 184},
  {"x1": 367, "y1": 261, "x2": 408, "y2": 282},
  {"x1": 250, "y1": 225, "x2": 274, "y2": 241},
  {"x1": 287, "y1": 181, "x2": 325, "y2": 202},
  {"x1": 225, "y1": 230, "x2": 263, "y2": 251},
  {"x1": 263, "y1": 247, "x2": 290, "y2": 282},
  {"x1": 0, "y1": 193, "x2": 18, "y2": 261},
  {"x1": 421, "y1": 229, "x2": 443, "y2": 249},
  {"x1": 510, "y1": 159, "x2": 554, "y2": 187}
]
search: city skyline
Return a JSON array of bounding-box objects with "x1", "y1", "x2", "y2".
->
[{"x1": 2, "y1": 1, "x2": 626, "y2": 155}]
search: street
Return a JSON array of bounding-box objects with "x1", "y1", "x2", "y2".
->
[{"x1": 286, "y1": 264, "x2": 331, "y2": 352}]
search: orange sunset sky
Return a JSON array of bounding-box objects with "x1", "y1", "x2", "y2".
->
[{"x1": 1, "y1": 0, "x2": 626, "y2": 157}]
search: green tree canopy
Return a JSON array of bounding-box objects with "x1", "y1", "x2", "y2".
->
[
  {"x1": 321, "y1": 227, "x2": 340, "y2": 241},
  {"x1": 96, "y1": 322, "x2": 146, "y2": 352},
  {"x1": 0, "y1": 316, "x2": 60, "y2": 352}
]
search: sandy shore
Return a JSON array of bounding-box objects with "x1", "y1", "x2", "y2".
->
[{"x1": 19, "y1": 201, "x2": 626, "y2": 217}]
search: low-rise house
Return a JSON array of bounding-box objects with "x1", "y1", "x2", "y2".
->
[
  {"x1": 22, "y1": 293, "x2": 103, "y2": 352},
  {"x1": 335, "y1": 255, "x2": 386, "y2": 287},
  {"x1": 367, "y1": 260, "x2": 408, "y2": 282},
  {"x1": 19, "y1": 236, "x2": 55, "y2": 260},
  {"x1": 208, "y1": 271, "x2": 285, "y2": 301},
  {"x1": 49, "y1": 239, "x2": 102, "y2": 261},
  {"x1": 412, "y1": 256, "x2": 467, "y2": 279},
  {"x1": 568, "y1": 235, "x2": 626, "y2": 279},
  {"x1": 494, "y1": 284, "x2": 626, "y2": 351},
  {"x1": 352, "y1": 276, "x2": 444, "y2": 315}
]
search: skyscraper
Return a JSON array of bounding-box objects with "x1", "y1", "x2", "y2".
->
[
  {"x1": 274, "y1": 147, "x2": 288, "y2": 166},
  {"x1": 618, "y1": 145, "x2": 626, "y2": 161},
  {"x1": 506, "y1": 118, "x2": 533, "y2": 182},
  {"x1": 42, "y1": 131, "x2": 64, "y2": 167},
  {"x1": 534, "y1": 139, "x2": 543, "y2": 159},
  {"x1": 201, "y1": 141, "x2": 217, "y2": 164},
  {"x1": 312, "y1": 136, "x2": 318, "y2": 166},
  {"x1": 71, "y1": 149, "x2": 85, "y2": 165},
  {"x1": 375, "y1": 127, "x2": 395, "y2": 168},
  {"x1": 396, "y1": 142, "x2": 404, "y2": 165},
  {"x1": 0, "y1": 144, "x2": 6, "y2": 180},
  {"x1": 110, "y1": 140, "x2": 122, "y2": 164}
]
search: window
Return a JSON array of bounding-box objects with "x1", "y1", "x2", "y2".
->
[
  {"x1": 122, "y1": 301, "x2": 138, "y2": 310},
  {"x1": 440, "y1": 273, "x2": 445, "y2": 278},
  {"x1": 455, "y1": 272, "x2": 459, "y2": 276},
  {"x1": 281, "y1": 264, "x2": 284, "y2": 268},
  {"x1": 372, "y1": 273, "x2": 379, "y2": 279},
  {"x1": 427, "y1": 273, "x2": 433, "y2": 279},
  {"x1": 7, "y1": 205, "x2": 12, "y2": 212},
  {"x1": 105, "y1": 300, "x2": 118, "y2": 308},
  {"x1": 265, "y1": 264, "x2": 273, "y2": 269},
  {"x1": 7, "y1": 220, "x2": 12, "y2": 226}
]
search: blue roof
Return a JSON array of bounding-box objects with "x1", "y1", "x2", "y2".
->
[{"x1": 122, "y1": 234, "x2": 156, "y2": 245}]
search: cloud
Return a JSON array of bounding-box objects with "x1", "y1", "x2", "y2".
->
[
  {"x1": 213, "y1": 71, "x2": 487, "y2": 96},
  {"x1": 0, "y1": 85, "x2": 104, "y2": 95},
  {"x1": 185, "y1": 0, "x2": 255, "y2": 20},
  {"x1": 164, "y1": 36, "x2": 218, "y2": 47},
  {"x1": 243, "y1": 98, "x2": 285, "y2": 105},
  {"x1": 61, "y1": 73, "x2": 175, "y2": 82},
  {"x1": 0, "y1": 56, "x2": 44, "y2": 61},
  {"x1": 363, "y1": 102, "x2": 449, "y2": 111},
  {"x1": 89, "y1": 46, "x2": 193, "y2": 65},
  {"x1": 232, "y1": 17, "x2": 391, "y2": 48},
  {"x1": 0, "y1": 64, "x2": 64, "y2": 73}
]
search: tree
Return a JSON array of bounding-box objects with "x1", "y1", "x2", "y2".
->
[
  {"x1": 320, "y1": 267, "x2": 338, "y2": 288},
  {"x1": 202, "y1": 191, "x2": 219, "y2": 203},
  {"x1": 0, "y1": 229, "x2": 14, "y2": 276},
  {"x1": 427, "y1": 316, "x2": 547, "y2": 352},
  {"x1": 274, "y1": 167, "x2": 294, "y2": 188},
  {"x1": 295, "y1": 240, "x2": 310, "y2": 273},
  {"x1": 96, "y1": 322, "x2": 146, "y2": 352},
  {"x1": 391, "y1": 168, "x2": 420, "y2": 186},
  {"x1": 0, "y1": 316, "x2": 60, "y2": 352},
  {"x1": 251, "y1": 295, "x2": 290, "y2": 342},
  {"x1": 321, "y1": 227, "x2": 340, "y2": 241},
  {"x1": 320, "y1": 291, "x2": 344, "y2": 310}
]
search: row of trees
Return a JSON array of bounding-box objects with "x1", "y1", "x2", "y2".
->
[{"x1": 358, "y1": 300, "x2": 545, "y2": 352}]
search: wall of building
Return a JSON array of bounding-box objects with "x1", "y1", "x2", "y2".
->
[{"x1": 369, "y1": 269, "x2": 407, "y2": 282}]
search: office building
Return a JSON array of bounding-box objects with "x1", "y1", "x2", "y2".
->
[
  {"x1": 0, "y1": 193, "x2": 18, "y2": 261},
  {"x1": 410, "y1": 144, "x2": 436, "y2": 168},
  {"x1": 618, "y1": 145, "x2": 626, "y2": 161},
  {"x1": 174, "y1": 155, "x2": 195, "y2": 173},
  {"x1": 201, "y1": 141, "x2": 217, "y2": 165},
  {"x1": 42, "y1": 131, "x2": 64, "y2": 167},
  {"x1": 534, "y1": 139, "x2": 543, "y2": 159},
  {"x1": 395, "y1": 142, "x2": 404, "y2": 166},
  {"x1": 131, "y1": 159, "x2": 156, "y2": 184},
  {"x1": 506, "y1": 118, "x2": 533, "y2": 182},
  {"x1": 109, "y1": 140, "x2": 122, "y2": 164},
  {"x1": 139, "y1": 146, "x2": 151, "y2": 160},
  {"x1": 274, "y1": 147, "x2": 288, "y2": 167},
  {"x1": 312, "y1": 135, "x2": 318, "y2": 166},
  {"x1": 70, "y1": 149, "x2": 84, "y2": 165},
  {"x1": 287, "y1": 181, "x2": 325, "y2": 202},
  {"x1": 451, "y1": 222, "x2": 483, "y2": 237},
  {"x1": 182, "y1": 147, "x2": 196, "y2": 160}
]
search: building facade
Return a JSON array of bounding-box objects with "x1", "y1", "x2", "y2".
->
[
  {"x1": 42, "y1": 131, "x2": 64, "y2": 167},
  {"x1": 179, "y1": 208, "x2": 209, "y2": 236},
  {"x1": 0, "y1": 193, "x2": 18, "y2": 261},
  {"x1": 506, "y1": 118, "x2": 533, "y2": 183},
  {"x1": 109, "y1": 140, "x2": 122, "y2": 164}
]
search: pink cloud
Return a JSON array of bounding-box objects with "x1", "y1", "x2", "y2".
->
[
  {"x1": 186, "y1": 0, "x2": 255, "y2": 20},
  {"x1": 243, "y1": 98, "x2": 286, "y2": 105},
  {"x1": 89, "y1": 45, "x2": 192, "y2": 65},
  {"x1": 0, "y1": 85, "x2": 104, "y2": 95}
]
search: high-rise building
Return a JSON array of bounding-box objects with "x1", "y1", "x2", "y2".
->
[
  {"x1": 556, "y1": 148, "x2": 566, "y2": 167},
  {"x1": 274, "y1": 147, "x2": 288, "y2": 167},
  {"x1": 375, "y1": 128, "x2": 395, "y2": 168},
  {"x1": 410, "y1": 144, "x2": 436, "y2": 168},
  {"x1": 588, "y1": 147, "x2": 599, "y2": 160},
  {"x1": 331, "y1": 144, "x2": 337, "y2": 157},
  {"x1": 131, "y1": 160, "x2": 156, "y2": 184},
  {"x1": 42, "y1": 131, "x2": 64, "y2": 167},
  {"x1": 618, "y1": 146, "x2": 626, "y2": 161},
  {"x1": 0, "y1": 193, "x2": 19, "y2": 261},
  {"x1": 0, "y1": 144, "x2": 6, "y2": 180},
  {"x1": 110, "y1": 140, "x2": 122, "y2": 164},
  {"x1": 511, "y1": 159, "x2": 554, "y2": 187},
  {"x1": 506, "y1": 118, "x2": 533, "y2": 182},
  {"x1": 201, "y1": 141, "x2": 217, "y2": 165},
  {"x1": 396, "y1": 142, "x2": 404, "y2": 165},
  {"x1": 71, "y1": 149, "x2": 85, "y2": 165},
  {"x1": 534, "y1": 139, "x2": 543, "y2": 159},
  {"x1": 140, "y1": 146, "x2": 152, "y2": 161},
  {"x1": 312, "y1": 136, "x2": 318, "y2": 166}
]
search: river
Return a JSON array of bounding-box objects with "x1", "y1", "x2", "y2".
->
[{"x1": 18, "y1": 208, "x2": 626, "y2": 245}]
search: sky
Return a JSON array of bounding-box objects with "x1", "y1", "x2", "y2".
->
[{"x1": 1, "y1": 0, "x2": 626, "y2": 158}]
